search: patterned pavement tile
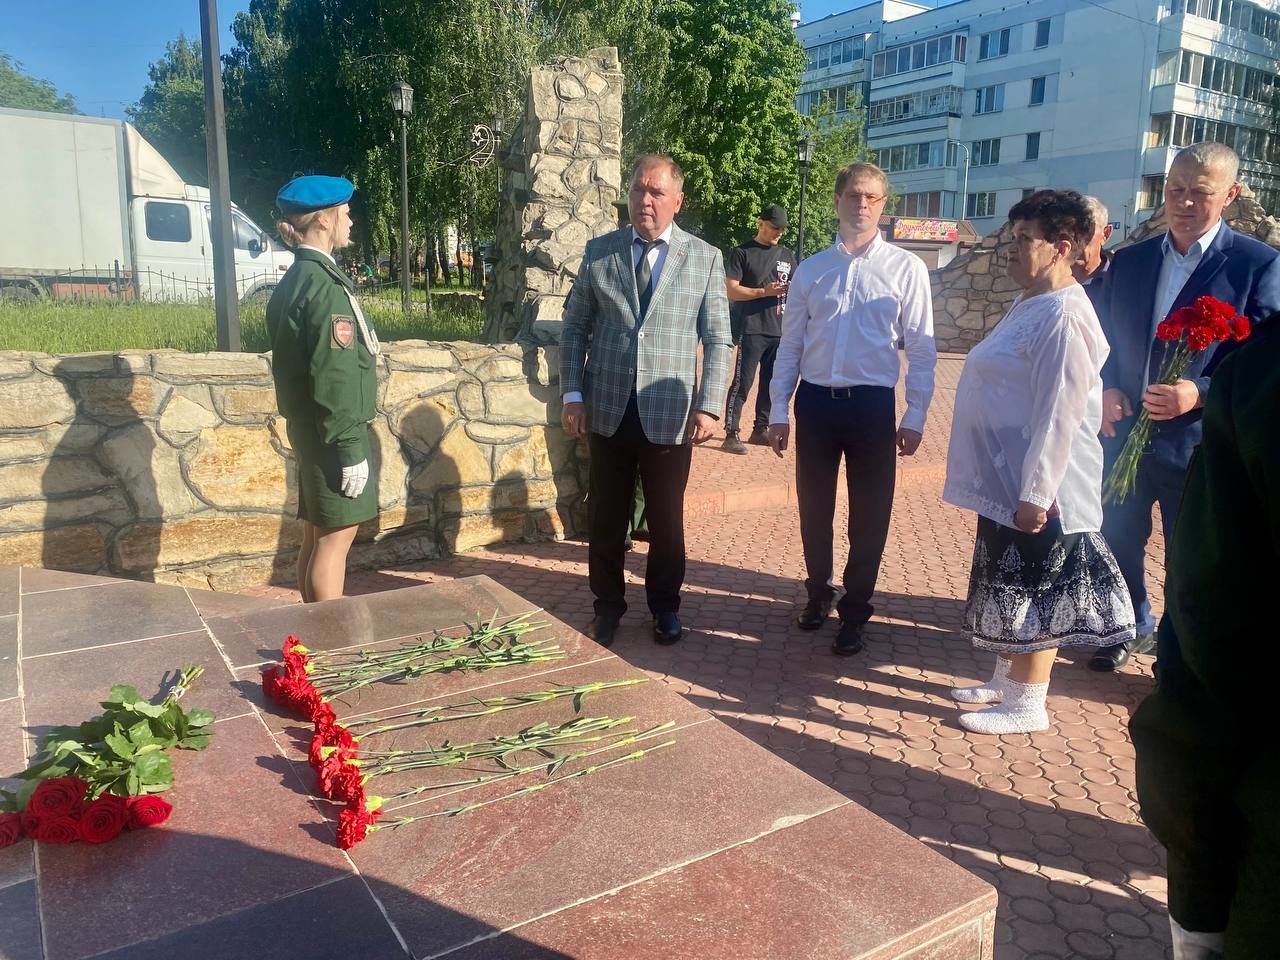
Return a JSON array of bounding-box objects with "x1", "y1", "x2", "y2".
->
[{"x1": 243, "y1": 356, "x2": 1171, "y2": 959}]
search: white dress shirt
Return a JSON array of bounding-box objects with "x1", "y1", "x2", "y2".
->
[
  {"x1": 768, "y1": 233, "x2": 936, "y2": 433},
  {"x1": 563, "y1": 224, "x2": 674, "y2": 406},
  {"x1": 943, "y1": 284, "x2": 1109, "y2": 534}
]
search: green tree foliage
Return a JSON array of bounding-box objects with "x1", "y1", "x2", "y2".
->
[
  {"x1": 796, "y1": 94, "x2": 875, "y2": 259},
  {"x1": 0, "y1": 53, "x2": 76, "y2": 113},
  {"x1": 644, "y1": 0, "x2": 806, "y2": 251},
  {"x1": 130, "y1": 0, "x2": 813, "y2": 259},
  {"x1": 127, "y1": 34, "x2": 207, "y2": 185}
]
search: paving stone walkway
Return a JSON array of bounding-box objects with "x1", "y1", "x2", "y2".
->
[{"x1": 247, "y1": 356, "x2": 1171, "y2": 960}]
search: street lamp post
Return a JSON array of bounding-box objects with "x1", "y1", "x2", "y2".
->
[
  {"x1": 492, "y1": 113, "x2": 504, "y2": 256},
  {"x1": 946, "y1": 138, "x2": 971, "y2": 219},
  {"x1": 796, "y1": 133, "x2": 815, "y2": 260},
  {"x1": 391, "y1": 80, "x2": 414, "y2": 314},
  {"x1": 198, "y1": 0, "x2": 240, "y2": 351}
]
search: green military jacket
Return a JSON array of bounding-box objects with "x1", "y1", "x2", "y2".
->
[{"x1": 266, "y1": 248, "x2": 377, "y2": 467}]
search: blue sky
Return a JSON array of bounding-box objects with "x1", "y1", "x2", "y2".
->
[
  {"x1": 3, "y1": 0, "x2": 252, "y2": 119},
  {"x1": 3, "y1": 0, "x2": 918, "y2": 121}
]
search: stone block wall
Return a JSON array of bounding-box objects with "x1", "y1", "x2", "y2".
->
[
  {"x1": 928, "y1": 186, "x2": 1280, "y2": 353},
  {"x1": 483, "y1": 47, "x2": 624, "y2": 344},
  {"x1": 0, "y1": 344, "x2": 585, "y2": 591}
]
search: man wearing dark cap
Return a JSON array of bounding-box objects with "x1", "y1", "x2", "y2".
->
[{"x1": 722, "y1": 205, "x2": 798, "y2": 454}]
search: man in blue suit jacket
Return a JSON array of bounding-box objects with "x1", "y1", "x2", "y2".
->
[{"x1": 1089, "y1": 142, "x2": 1280, "y2": 672}]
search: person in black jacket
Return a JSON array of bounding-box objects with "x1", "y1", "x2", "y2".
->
[{"x1": 1130, "y1": 318, "x2": 1279, "y2": 960}]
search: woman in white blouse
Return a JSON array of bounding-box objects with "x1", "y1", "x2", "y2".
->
[{"x1": 942, "y1": 190, "x2": 1135, "y2": 735}]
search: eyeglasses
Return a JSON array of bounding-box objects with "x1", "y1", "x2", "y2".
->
[{"x1": 841, "y1": 192, "x2": 887, "y2": 206}]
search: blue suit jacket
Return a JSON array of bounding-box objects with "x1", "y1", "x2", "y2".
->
[{"x1": 1094, "y1": 222, "x2": 1280, "y2": 470}]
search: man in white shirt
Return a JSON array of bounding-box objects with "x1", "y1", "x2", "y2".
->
[{"x1": 767, "y1": 161, "x2": 937, "y2": 656}]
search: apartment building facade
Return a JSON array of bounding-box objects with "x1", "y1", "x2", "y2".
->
[{"x1": 797, "y1": 0, "x2": 1280, "y2": 235}]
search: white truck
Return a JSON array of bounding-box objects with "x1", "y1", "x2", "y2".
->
[{"x1": 0, "y1": 106, "x2": 293, "y2": 302}]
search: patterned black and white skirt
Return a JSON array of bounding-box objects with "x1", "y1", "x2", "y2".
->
[{"x1": 963, "y1": 516, "x2": 1136, "y2": 654}]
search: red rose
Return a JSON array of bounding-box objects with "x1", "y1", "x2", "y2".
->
[
  {"x1": 337, "y1": 803, "x2": 382, "y2": 850},
  {"x1": 80, "y1": 794, "x2": 129, "y2": 844},
  {"x1": 35, "y1": 814, "x2": 81, "y2": 844},
  {"x1": 20, "y1": 810, "x2": 41, "y2": 837},
  {"x1": 28, "y1": 776, "x2": 88, "y2": 817},
  {"x1": 126, "y1": 795, "x2": 173, "y2": 830},
  {"x1": 0, "y1": 812, "x2": 22, "y2": 849}
]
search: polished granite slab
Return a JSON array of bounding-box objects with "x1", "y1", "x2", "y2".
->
[{"x1": 1, "y1": 566, "x2": 996, "y2": 959}]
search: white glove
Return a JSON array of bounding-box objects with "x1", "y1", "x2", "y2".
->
[{"x1": 340, "y1": 459, "x2": 368, "y2": 498}]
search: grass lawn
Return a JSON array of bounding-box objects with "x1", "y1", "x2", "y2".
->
[{"x1": 0, "y1": 295, "x2": 486, "y2": 355}]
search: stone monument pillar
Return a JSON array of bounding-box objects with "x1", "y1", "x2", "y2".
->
[{"x1": 483, "y1": 47, "x2": 624, "y2": 345}]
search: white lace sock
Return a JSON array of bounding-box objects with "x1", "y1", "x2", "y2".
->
[
  {"x1": 1170, "y1": 918, "x2": 1225, "y2": 960},
  {"x1": 958, "y1": 677, "x2": 1050, "y2": 734},
  {"x1": 951, "y1": 657, "x2": 1011, "y2": 704}
]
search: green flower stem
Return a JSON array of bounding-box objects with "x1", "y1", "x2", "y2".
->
[
  {"x1": 381, "y1": 738, "x2": 678, "y2": 823},
  {"x1": 344, "y1": 678, "x2": 648, "y2": 736},
  {"x1": 358, "y1": 717, "x2": 637, "y2": 776},
  {"x1": 1103, "y1": 341, "x2": 1195, "y2": 506},
  {"x1": 380, "y1": 721, "x2": 677, "y2": 808},
  {"x1": 321, "y1": 644, "x2": 565, "y2": 698}
]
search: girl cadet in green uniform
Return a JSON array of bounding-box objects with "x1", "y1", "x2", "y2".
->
[{"x1": 267, "y1": 175, "x2": 381, "y2": 602}]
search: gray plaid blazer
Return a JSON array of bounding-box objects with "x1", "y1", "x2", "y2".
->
[{"x1": 560, "y1": 223, "x2": 733, "y2": 445}]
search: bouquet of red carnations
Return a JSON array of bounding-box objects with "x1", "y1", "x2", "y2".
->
[
  {"x1": 0, "y1": 666, "x2": 213, "y2": 848},
  {"x1": 1102, "y1": 295, "x2": 1249, "y2": 505}
]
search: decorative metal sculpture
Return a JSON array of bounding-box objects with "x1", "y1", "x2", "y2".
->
[{"x1": 468, "y1": 124, "x2": 497, "y2": 167}]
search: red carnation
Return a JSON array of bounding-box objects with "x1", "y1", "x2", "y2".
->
[
  {"x1": 330, "y1": 763, "x2": 366, "y2": 805},
  {"x1": 337, "y1": 803, "x2": 382, "y2": 850},
  {"x1": 80, "y1": 794, "x2": 129, "y2": 844},
  {"x1": 28, "y1": 777, "x2": 88, "y2": 817},
  {"x1": 0, "y1": 812, "x2": 22, "y2": 849},
  {"x1": 313, "y1": 703, "x2": 338, "y2": 737},
  {"x1": 126, "y1": 795, "x2": 173, "y2": 830},
  {"x1": 35, "y1": 814, "x2": 82, "y2": 844},
  {"x1": 262, "y1": 664, "x2": 283, "y2": 702}
]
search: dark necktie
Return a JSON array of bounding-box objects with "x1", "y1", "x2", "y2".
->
[{"x1": 634, "y1": 237, "x2": 661, "y2": 317}]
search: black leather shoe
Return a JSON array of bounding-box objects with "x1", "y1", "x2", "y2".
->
[
  {"x1": 746, "y1": 428, "x2": 770, "y2": 446},
  {"x1": 1089, "y1": 631, "x2": 1155, "y2": 672},
  {"x1": 653, "y1": 611, "x2": 684, "y2": 645},
  {"x1": 585, "y1": 615, "x2": 621, "y2": 648},
  {"x1": 832, "y1": 620, "x2": 865, "y2": 657},
  {"x1": 1089, "y1": 640, "x2": 1132, "y2": 672},
  {"x1": 796, "y1": 597, "x2": 833, "y2": 630},
  {"x1": 722, "y1": 433, "x2": 748, "y2": 455}
]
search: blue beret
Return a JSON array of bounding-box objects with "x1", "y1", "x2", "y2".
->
[{"x1": 276, "y1": 175, "x2": 354, "y2": 214}]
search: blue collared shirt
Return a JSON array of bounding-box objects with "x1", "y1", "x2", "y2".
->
[{"x1": 1145, "y1": 219, "x2": 1222, "y2": 390}]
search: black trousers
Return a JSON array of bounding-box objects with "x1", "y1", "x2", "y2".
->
[
  {"x1": 724, "y1": 333, "x2": 780, "y2": 435},
  {"x1": 588, "y1": 397, "x2": 692, "y2": 618},
  {"x1": 794, "y1": 381, "x2": 897, "y2": 625}
]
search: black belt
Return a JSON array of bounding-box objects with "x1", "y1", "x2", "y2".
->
[{"x1": 799, "y1": 380, "x2": 886, "y2": 400}]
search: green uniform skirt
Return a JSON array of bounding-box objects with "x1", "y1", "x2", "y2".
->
[{"x1": 287, "y1": 421, "x2": 378, "y2": 529}]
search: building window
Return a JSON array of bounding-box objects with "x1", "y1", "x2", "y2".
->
[
  {"x1": 1029, "y1": 76, "x2": 1047, "y2": 106},
  {"x1": 1035, "y1": 18, "x2": 1051, "y2": 48},
  {"x1": 974, "y1": 84, "x2": 1005, "y2": 115},
  {"x1": 868, "y1": 85, "x2": 964, "y2": 126},
  {"x1": 872, "y1": 33, "x2": 964, "y2": 79},
  {"x1": 1178, "y1": 0, "x2": 1280, "y2": 43},
  {"x1": 1025, "y1": 132, "x2": 1040, "y2": 160},
  {"x1": 805, "y1": 36, "x2": 867, "y2": 71},
  {"x1": 1141, "y1": 175, "x2": 1166, "y2": 209},
  {"x1": 972, "y1": 137, "x2": 1001, "y2": 166},
  {"x1": 967, "y1": 192, "x2": 998, "y2": 218},
  {"x1": 1022, "y1": 188, "x2": 1037, "y2": 199},
  {"x1": 144, "y1": 202, "x2": 192, "y2": 243},
  {"x1": 1147, "y1": 111, "x2": 1280, "y2": 164},
  {"x1": 978, "y1": 28, "x2": 1010, "y2": 61},
  {"x1": 1178, "y1": 49, "x2": 1275, "y2": 105},
  {"x1": 874, "y1": 140, "x2": 957, "y2": 173},
  {"x1": 899, "y1": 191, "x2": 944, "y2": 217}
]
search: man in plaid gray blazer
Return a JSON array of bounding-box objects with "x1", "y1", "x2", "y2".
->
[{"x1": 561, "y1": 154, "x2": 733, "y2": 647}]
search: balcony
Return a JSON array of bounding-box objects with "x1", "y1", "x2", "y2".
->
[{"x1": 867, "y1": 85, "x2": 964, "y2": 128}]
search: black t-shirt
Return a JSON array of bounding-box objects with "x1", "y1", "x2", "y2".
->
[{"x1": 727, "y1": 240, "x2": 797, "y2": 338}]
